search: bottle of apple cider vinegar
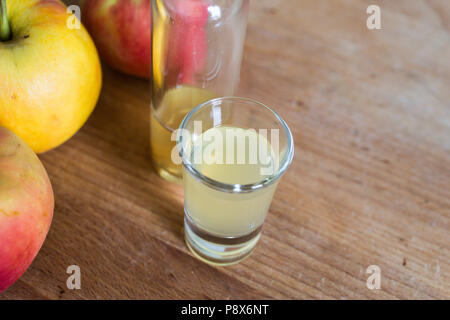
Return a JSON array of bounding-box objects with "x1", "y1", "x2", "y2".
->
[
  {"x1": 150, "y1": 86, "x2": 216, "y2": 182},
  {"x1": 150, "y1": 0, "x2": 249, "y2": 183}
]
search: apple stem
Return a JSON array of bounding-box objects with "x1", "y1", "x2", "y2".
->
[{"x1": 0, "y1": 0, "x2": 11, "y2": 41}]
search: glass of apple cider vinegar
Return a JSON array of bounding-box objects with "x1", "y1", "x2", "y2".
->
[
  {"x1": 150, "y1": 0, "x2": 249, "y2": 183},
  {"x1": 177, "y1": 97, "x2": 294, "y2": 265}
]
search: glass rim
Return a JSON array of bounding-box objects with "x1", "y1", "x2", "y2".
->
[
  {"x1": 159, "y1": 0, "x2": 247, "y2": 26},
  {"x1": 177, "y1": 96, "x2": 294, "y2": 193}
]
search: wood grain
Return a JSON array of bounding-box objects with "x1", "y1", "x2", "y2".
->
[{"x1": 1, "y1": 0, "x2": 449, "y2": 299}]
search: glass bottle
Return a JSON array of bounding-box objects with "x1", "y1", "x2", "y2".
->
[{"x1": 150, "y1": 0, "x2": 249, "y2": 183}]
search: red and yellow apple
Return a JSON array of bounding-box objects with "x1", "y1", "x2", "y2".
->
[
  {"x1": 0, "y1": 126, "x2": 54, "y2": 293},
  {"x1": 0, "y1": 0, "x2": 102, "y2": 153},
  {"x1": 81, "y1": 0, "x2": 151, "y2": 78}
]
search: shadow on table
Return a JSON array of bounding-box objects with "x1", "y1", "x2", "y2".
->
[{"x1": 84, "y1": 65, "x2": 185, "y2": 243}]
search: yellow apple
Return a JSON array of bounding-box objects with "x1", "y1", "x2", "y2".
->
[{"x1": 0, "y1": 0, "x2": 102, "y2": 153}]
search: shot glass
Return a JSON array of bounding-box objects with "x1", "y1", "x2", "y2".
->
[{"x1": 177, "y1": 97, "x2": 294, "y2": 265}]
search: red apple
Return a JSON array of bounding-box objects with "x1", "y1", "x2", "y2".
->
[
  {"x1": 0, "y1": 127, "x2": 54, "y2": 292},
  {"x1": 81, "y1": 0, "x2": 151, "y2": 78},
  {"x1": 164, "y1": 0, "x2": 208, "y2": 86}
]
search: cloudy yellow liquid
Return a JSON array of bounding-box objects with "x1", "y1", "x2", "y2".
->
[
  {"x1": 150, "y1": 86, "x2": 217, "y2": 182},
  {"x1": 183, "y1": 126, "x2": 279, "y2": 237}
]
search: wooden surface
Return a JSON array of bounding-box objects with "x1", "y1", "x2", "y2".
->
[{"x1": 2, "y1": 0, "x2": 449, "y2": 299}]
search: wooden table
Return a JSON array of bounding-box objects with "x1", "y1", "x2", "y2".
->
[{"x1": 2, "y1": 0, "x2": 449, "y2": 299}]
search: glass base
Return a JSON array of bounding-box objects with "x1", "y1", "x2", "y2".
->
[
  {"x1": 151, "y1": 161, "x2": 182, "y2": 184},
  {"x1": 184, "y1": 213, "x2": 261, "y2": 266}
]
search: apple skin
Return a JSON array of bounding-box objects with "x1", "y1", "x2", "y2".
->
[
  {"x1": 0, "y1": 127, "x2": 54, "y2": 293},
  {"x1": 81, "y1": 0, "x2": 151, "y2": 78},
  {"x1": 166, "y1": 0, "x2": 209, "y2": 86},
  {"x1": 0, "y1": 0, "x2": 102, "y2": 154}
]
